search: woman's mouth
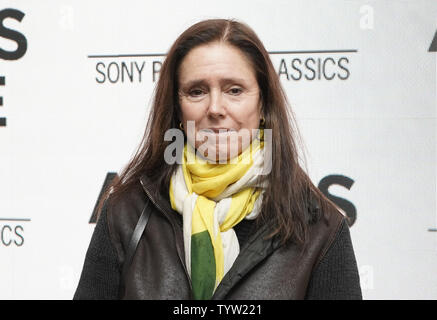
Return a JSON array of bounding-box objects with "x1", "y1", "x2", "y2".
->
[{"x1": 200, "y1": 128, "x2": 237, "y2": 134}]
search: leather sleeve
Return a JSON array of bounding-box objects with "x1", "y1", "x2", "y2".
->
[
  {"x1": 73, "y1": 202, "x2": 121, "y2": 300},
  {"x1": 305, "y1": 219, "x2": 362, "y2": 300}
]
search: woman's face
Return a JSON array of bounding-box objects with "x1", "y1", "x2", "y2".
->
[{"x1": 178, "y1": 41, "x2": 262, "y2": 162}]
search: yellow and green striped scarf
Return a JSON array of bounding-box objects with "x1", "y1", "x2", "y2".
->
[{"x1": 169, "y1": 130, "x2": 267, "y2": 299}]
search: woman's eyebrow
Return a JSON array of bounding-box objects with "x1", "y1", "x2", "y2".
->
[{"x1": 181, "y1": 77, "x2": 248, "y2": 88}]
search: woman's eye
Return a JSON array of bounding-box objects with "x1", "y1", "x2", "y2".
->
[
  {"x1": 189, "y1": 89, "x2": 204, "y2": 97},
  {"x1": 228, "y1": 87, "x2": 242, "y2": 95}
]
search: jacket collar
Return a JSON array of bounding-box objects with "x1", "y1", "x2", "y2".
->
[{"x1": 139, "y1": 173, "x2": 182, "y2": 226}]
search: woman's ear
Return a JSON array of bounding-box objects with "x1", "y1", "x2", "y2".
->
[{"x1": 259, "y1": 89, "x2": 264, "y2": 112}]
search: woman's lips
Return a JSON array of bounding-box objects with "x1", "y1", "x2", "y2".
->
[{"x1": 200, "y1": 128, "x2": 237, "y2": 134}]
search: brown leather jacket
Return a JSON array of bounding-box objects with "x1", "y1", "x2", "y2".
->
[{"x1": 99, "y1": 173, "x2": 353, "y2": 299}]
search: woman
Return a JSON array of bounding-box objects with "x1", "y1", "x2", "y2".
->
[{"x1": 74, "y1": 19, "x2": 362, "y2": 300}]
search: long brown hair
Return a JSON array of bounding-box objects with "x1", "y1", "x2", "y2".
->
[{"x1": 96, "y1": 19, "x2": 337, "y2": 246}]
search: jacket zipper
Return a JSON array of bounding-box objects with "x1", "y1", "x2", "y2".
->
[{"x1": 139, "y1": 178, "x2": 193, "y2": 296}]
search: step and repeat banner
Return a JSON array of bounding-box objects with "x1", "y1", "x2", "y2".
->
[{"x1": 0, "y1": 0, "x2": 436, "y2": 299}]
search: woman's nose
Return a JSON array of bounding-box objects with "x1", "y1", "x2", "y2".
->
[{"x1": 207, "y1": 89, "x2": 226, "y2": 118}]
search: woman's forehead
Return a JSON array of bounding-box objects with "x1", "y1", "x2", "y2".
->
[{"x1": 178, "y1": 42, "x2": 257, "y2": 85}]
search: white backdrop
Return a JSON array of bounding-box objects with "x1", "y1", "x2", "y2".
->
[{"x1": 0, "y1": 0, "x2": 436, "y2": 299}]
